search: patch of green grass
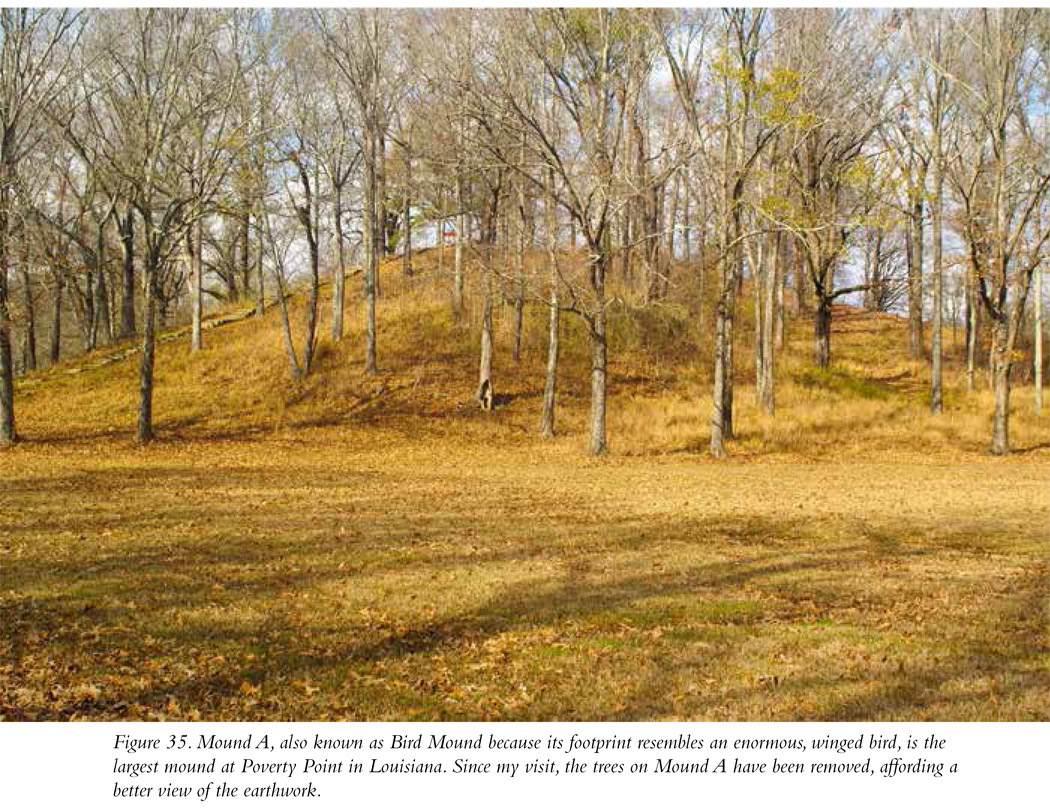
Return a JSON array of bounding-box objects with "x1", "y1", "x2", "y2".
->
[
  {"x1": 793, "y1": 366, "x2": 889, "y2": 400},
  {"x1": 590, "y1": 637, "x2": 629, "y2": 651},
  {"x1": 695, "y1": 600, "x2": 764, "y2": 624},
  {"x1": 532, "y1": 643, "x2": 572, "y2": 660}
]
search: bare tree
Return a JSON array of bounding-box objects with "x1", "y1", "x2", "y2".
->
[
  {"x1": 660, "y1": 9, "x2": 791, "y2": 453},
  {"x1": 76, "y1": 9, "x2": 242, "y2": 441},
  {"x1": 772, "y1": 10, "x2": 888, "y2": 369},
  {"x1": 539, "y1": 164, "x2": 560, "y2": 438},
  {"x1": 0, "y1": 8, "x2": 82, "y2": 442},
  {"x1": 910, "y1": 11, "x2": 957, "y2": 414},
  {"x1": 953, "y1": 9, "x2": 1050, "y2": 453},
  {"x1": 487, "y1": 9, "x2": 644, "y2": 454},
  {"x1": 317, "y1": 9, "x2": 403, "y2": 375}
]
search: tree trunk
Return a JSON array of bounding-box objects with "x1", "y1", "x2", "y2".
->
[
  {"x1": 240, "y1": 199, "x2": 251, "y2": 298},
  {"x1": 752, "y1": 242, "x2": 765, "y2": 403},
  {"x1": 540, "y1": 175, "x2": 559, "y2": 438},
  {"x1": 644, "y1": 185, "x2": 662, "y2": 304},
  {"x1": 476, "y1": 243, "x2": 494, "y2": 410},
  {"x1": 1035, "y1": 266, "x2": 1043, "y2": 415},
  {"x1": 964, "y1": 287, "x2": 973, "y2": 388},
  {"x1": 952, "y1": 305, "x2": 961, "y2": 351},
  {"x1": 930, "y1": 136, "x2": 944, "y2": 413},
  {"x1": 873, "y1": 230, "x2": 886, "y2": 311},
  {"x1": 589, "y1": 310, "x2": 607, "y2": 456},
  {"x1": 20, "y1": 265, "x2": 35, "y2": 373},
  {"x1": 540, "y1": 285, "x2": 559, "y2": 439},
  {"x1": 761, "y1": 233, "x2": 779, "y2": 415},
  {"x1": 710, "y1": 293, "x2": 730, "y2": 458},
  {"x1": 723, "y1": 297, "x2": 735, "y2": 439},
  {"x1": 137, "y1": 257, "x2": 158, "y2": 443},
  {"x1": 303, "y1": 232, "x2": 319, "y2": 375},
  {"x1": 332, "y1": 187, "x2": 346, "y2": 340},
  {"x1": 272, "y1": 268, "x2": 301, "y2": 379},
  {"x1": 512, "y1": 158, "x2": 526, "y2": 363},
  {"x1": 619, "y1": 205, "x2": 632, "y2": 284},
  {"x1": 710, "y1": 209, "x2": 740, "y2": 458},
  {"x1": 402, "y1": 152, "x2": 412, "y2": 277},
  {"x1": 990, "y1": 320, "x2": 1011, "y2": 455},
  {"x1": 966, "y1": 262, "x2": 979, "y2": 391},
  {"x1": 119, "y1": 207, "x2": 136, "y2": 338},
  {"x1": 588, "y1": 252, "x2": 607, "y2": 456},
  {"x1": 697, "y1": 232, "x2": 706, "y2": 325},
  {"x1": 0, "y1": 193, "x2": 14, "y2": 443},
  {"x1": 364, "y1": 131, "x2": 379, "y2": 374},
  {"x1": 377, "y1": 129, "x2": 388, "y2": 258},
  {"x1": 792, "y1": 239, "x2": 808, "y2": 316},
  {"x1": 437, "y1": 214, "x2": 445, "y2": 278},
  {"x1": 814, "y1": 296, "x2": 831, "y2": 369},
  {"x1": 87, "y1": 217, "x2": 111, "y2": 348},
  {"x1": 82, "y1": 268, "x2": 95, "y2": 353},
  {"x1": 189, "y1": 225, "x2": 202, "y2": 352},
  {"x1": 49, "y1": 274, "x2": 62, "y2": 365},
  {"x1": 720, "y1": 244, "x2": 741, "y2": 442},
  {"x1": 774, "y1": 243, "x2": 786, "y2": 350},
  {"x1": 683, "y1": 182, "x2": 692, "y2": 263},
  {"x1": 512, "y1": 267, "x2": 524, "y2": 362},
  {"x1": 540, "y1": 269, "x2": 559, "y2": 440},
  {"x1": 297, "y1": 160, "x2": 320, "y2": 375},
  {"x1": 94, "y1": 262, "x2": 112, "y2": 347},
  {"x1": 225, "y1": 262, "x2": 238, "y2": 301},
  {"x1": 664, "y1": 170, "x2": 680, "y2": 298},
  {"x1": 453, "y1": 174, "x2": 465, "y2": 319},
  {"x1": 908, "y1": 196, "x2": 924, "y2": 358},
  {"x1": 255, "y1": 219, "x2": 265, "y2": 317},
  {"x1": 498, "y1": 203, "x2": 509, "y2": 306}
]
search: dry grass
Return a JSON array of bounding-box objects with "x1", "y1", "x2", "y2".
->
[{"x1": 1, "y1": 247, "x2": 1048, "y2": 721}]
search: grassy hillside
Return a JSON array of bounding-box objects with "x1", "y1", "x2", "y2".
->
[
  {"x1": 12, "y1": 245, "x2": 1047, "y2": 459},
  {"x1": 2, "y1": 247, "x2": 1047, "y2": 721}
]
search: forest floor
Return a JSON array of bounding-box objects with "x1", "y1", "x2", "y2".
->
[{"x1": 2, "y1": 248, "x2": 1048, "y2": 720}]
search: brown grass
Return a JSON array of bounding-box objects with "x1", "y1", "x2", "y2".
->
[{"x1": 1, "y1": 247, "x2": 1047, "y2": 721}]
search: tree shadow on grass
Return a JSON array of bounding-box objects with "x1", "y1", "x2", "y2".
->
[
  {"x1": 88, "y1": 549, "x2": 845, "y2": 719},
  {"x1": 812, "y1": 563, "x2": 1049, "y2": 721},
  {"x1": 3, "y1": 508, "x2": 861, "y2": 719},
  {"x1": 612, "y1": 563, "x2": 1049, "y2": 722},
  {"x1": 3, "y1": 468, "x2": 1046, "y2": 721}
]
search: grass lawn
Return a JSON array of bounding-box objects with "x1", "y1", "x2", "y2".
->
[{"x1": 2, "y1": 252, "x2": 1048, "y2": 721}]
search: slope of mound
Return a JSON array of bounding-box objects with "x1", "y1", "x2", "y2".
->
[{"x1": 10, "y1": 246, "x2": 1049, "y2": 461}]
